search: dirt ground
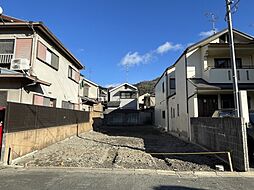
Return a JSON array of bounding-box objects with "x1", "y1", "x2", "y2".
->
[{"x1": 14, "y1": 126, "x2": 228, "y2": 171}]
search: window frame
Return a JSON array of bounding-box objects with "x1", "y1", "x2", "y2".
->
[
  {"x1": 162, "y1": 110, "x2": 165, "y2": 119},
  {"x1": 120, "y1": 91, "x2": 136, "y2": 99},
  {"x1": 169, "y1": 78, "x2": 176, "y2": 90},
  {"x1": 68, "y1": 66, "x2": 80, "y2": 83},
  {"x1": 37, "y1": 41, "x2": 59, "y2": 70},
  {"x1": 33, "y1": 94, "x2": 56, "y2": 107},
  {"x1": 0, "y1": 39, "x2": 15, "y2": 54},
  {"x1": 214, "y1": 58, "x2": 242, "y2": 69}
]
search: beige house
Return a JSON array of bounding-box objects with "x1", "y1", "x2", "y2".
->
[
  {"x1": 79, "y1": 77, "x2": 99, "y2": 111},
  {"x1": 0, "y1": 15, "x2": 83, "y2": 110},
  {"x1": 155, "y1": 29, "x2": 254, "y2": 139}
]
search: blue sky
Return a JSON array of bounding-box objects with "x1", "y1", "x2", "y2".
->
[{"x1": 1, "y1": 0, "x2": 254, "y2": 87}]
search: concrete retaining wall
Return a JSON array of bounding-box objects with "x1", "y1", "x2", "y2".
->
[
  {"x1": 103, "y1": 110, "x2": 153, "y2": 126},
  {"x1": 190, "y1": 117, "x2": 249, "y2": 171},
  {"x1": 1, "y1": 111, "x2": 102, "y2": 164}
]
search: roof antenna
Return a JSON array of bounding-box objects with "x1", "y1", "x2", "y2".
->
[
  {"x1": 124, "y1": 65, "x2": 129, "y2": 83},
  {"x1": 205, "y1": 12, "x2": 218, "y2": 34}
]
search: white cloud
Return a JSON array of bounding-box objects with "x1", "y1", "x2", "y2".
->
[
  {"x1": 156, "y1": 42, "x2": 182, "y2": 54},
  {"x1": 120, "y1": 51, "x2": 153, "y2": 67},
  {"x1": 77, "y1": 48, "x2": 85, "y2": 52},
  {"x1": 105, "y1": 83, "x2": 121, "y2": 88},
  {"x1": 199, "y1": 29, "x2": 218, "y2": 38},
  {"x1": 119, "y1": 41, "x2": 182, "y2": 68}
]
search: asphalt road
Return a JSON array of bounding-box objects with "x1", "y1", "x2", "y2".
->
[{"x1": 0, "y1": 168, "x2": 253, "y2": 190}]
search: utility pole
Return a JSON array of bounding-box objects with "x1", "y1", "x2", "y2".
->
[{"x1": 225, "y1": 0, "x2": 240, "y2": 117}]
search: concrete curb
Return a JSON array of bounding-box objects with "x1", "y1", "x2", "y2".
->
[{"x1": 5, "y1": 165, "x2": 254, "y2": 177}]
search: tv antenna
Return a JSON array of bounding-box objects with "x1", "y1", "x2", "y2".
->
[
  {"x1": 124, "y1": 64, "x2": 129, "y2": 82},
  {"x1": 88, "y1": 68, "x2": 92, "y2": 80},
  {"x1": 205, "y1": 12, "x2": 218, "y2": 34}
]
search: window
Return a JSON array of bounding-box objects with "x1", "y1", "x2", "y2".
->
[
  {"x1": 62, "y1": 101, "x2": 74, "y2": 110},
  {"x1": 177, "y1": 104, "x2": 179, "y2": 116},
  {"x1": 33, "y1": 94, "x2": 56, "y2": 107},
  {"x1": 120, "y1": 91, "x2": 136, "y2": 99},
  {"x1": 68, "y1": 66, "x2": 80, "y2": 83},
  {"x1": 170, "y1": 78, "x2": 176, "y2": 89},
  {"x1": 0, "y1": 39, "x2": 15, "y2": 65},
  {"x1": 37, "y1": 41, "x2": 59, "y2": 70},
  {"x1": 214, "y1": 58, "x2": 242, "y2": 69},
  {"x1": 162, "y1": 82, "x2": 165, "y2": 93},
  {"x1": 0, "y1": 39, "x2": 14, "y2": 54},
  {"x1": 162, "y1": 111, "x2": 165, "y2": 119}
]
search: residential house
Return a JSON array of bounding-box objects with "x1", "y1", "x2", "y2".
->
[
  {"x1": 79, "y1": 77, "x2": 99, "y2": 111},
  {"x1": 107, "y1": 83, "x2": 139, "y2": 111},
  {"x1": 138, "y1": 93, "x2": 155, "y2": 110},
  {"x1": 155, "y1": 29, "x2": 254, "y2": 140},
  {"x1": 0, "y1": 15, "x2": 83, "y2": 110}
]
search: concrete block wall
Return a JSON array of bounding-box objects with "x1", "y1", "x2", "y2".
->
[
  {"x1": 190, "y1": 117, "x2": 249, "y2": 171},
  {"x1": 103, "y1": 110, "x2": 153, "y2": 126},
  {"x1": 1, "y1": 111, "x2": 102, "y2": 164}
]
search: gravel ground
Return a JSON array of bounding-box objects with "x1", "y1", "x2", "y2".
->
[{"x1": 14, "y1": 126, "x2": 227, "y2": 171}]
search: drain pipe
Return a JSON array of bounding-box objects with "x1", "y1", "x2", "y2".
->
[{"x1": 165, "y1": 71, "x2": 170, "y2": 132}]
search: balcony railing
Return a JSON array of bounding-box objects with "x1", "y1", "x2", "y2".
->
[
  {"x1": 0, "y1": 54, "x2": 13, "y2": 64},
  {"x1": 203, "y1": 68, "x2": 254, "y2": 83}
]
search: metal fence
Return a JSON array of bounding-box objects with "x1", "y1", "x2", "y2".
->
[{"x1": 4, "y1": 102, "x2": 90, "y2": 133}]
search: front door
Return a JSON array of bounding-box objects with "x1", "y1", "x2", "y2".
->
[{"x1": 198, "y1": 95, "x2": 218, "y2": 117}]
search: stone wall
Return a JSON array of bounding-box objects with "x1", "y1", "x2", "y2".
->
[{"x1": 190, "y1": 117, "x2": 249, "y2": 171}]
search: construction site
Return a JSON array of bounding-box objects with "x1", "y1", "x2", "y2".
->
[{"x1": 14, "y1": 126, "x2": 229, "y2": 171}]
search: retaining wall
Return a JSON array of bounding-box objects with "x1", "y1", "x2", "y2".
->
[
  {"x1": 103, "y1": 109, "x2": 153, "y2": 126},
  {"x1": 1, "y1": 102, "x2": 103, "y2": 164},
  {"x1": 190, "y1": 117, "x2": 249, "y2": 171}
]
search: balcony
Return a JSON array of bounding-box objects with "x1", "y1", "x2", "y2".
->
[
  {"x1": 203, "y1": 68, "x2": 254, "y2": 83},
  {"x1": 0, "y1": 54, "x2": 13, "y2": 66}
]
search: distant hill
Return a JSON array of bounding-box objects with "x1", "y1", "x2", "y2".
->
[{"x1": 133, "y1": 77, "x2": 159, "y2": 96}]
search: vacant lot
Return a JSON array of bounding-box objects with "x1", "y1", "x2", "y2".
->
[{"x1": 14, "y1": 126, "x2": 227, "y2": 171}]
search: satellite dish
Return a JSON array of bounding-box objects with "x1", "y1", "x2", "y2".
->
[{"x1": 0, "y1": 7, "x2": 3, "y2": 15}]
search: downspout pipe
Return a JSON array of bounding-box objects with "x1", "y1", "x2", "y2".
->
[
  {"x1": 165, "y1": 72, "x2": 170, "y2": 132},
  {"x1": 185, "y1": 53, "x2": 192, "y2": 141}
]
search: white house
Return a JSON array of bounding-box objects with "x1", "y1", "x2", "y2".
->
[
  {"x1": 155, "y1": 28, "x2": 254, "y2": 140},
  {"x1": 107, "y1": 83, "x2": 139, "y2": 111},
  {"x1": 138, "y1": 93, "x2": 155, "y2": 110},
  {"x1": 0, "y1": 15, "x2": 83, "y2": 110}
]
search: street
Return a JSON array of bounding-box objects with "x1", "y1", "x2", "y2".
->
[{"x1": 0, "y1": 167, "x2": 253, "y2": 190}]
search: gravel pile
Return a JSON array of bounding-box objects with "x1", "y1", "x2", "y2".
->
[{"x1": 14, "y1": 127, "x2": 227, "y2": 171}]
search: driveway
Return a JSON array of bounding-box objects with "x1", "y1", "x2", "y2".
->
[{"x1": 14, "y1": 126, "x2": 226, "y2": 171}]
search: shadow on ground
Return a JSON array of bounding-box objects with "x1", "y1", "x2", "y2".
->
[
  {"x1": 153, "y1": 186, "x2": 205, "y2": 190},
  {"x1": 93, "y1": 125, "x2": 229, "y2": 171}
]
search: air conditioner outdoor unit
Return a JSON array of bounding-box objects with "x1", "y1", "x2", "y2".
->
[{"x1": 10, "y1": 58, "x2": 30, "y2": 71}]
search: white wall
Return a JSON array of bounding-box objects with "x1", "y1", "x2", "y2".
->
[
  {"x1": 0, "y1": 30, "x2": 82, "y2": 109},
  {"x1": 32, "y1": 34, "x2": 81, "y2": 109},
  {"x1": 155, "y1": 75, "x2": 167, "y2": 129}
]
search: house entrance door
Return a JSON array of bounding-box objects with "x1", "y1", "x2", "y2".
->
[{"x1": 198, "y1": 95, "x2": 218, "y2": 117}]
